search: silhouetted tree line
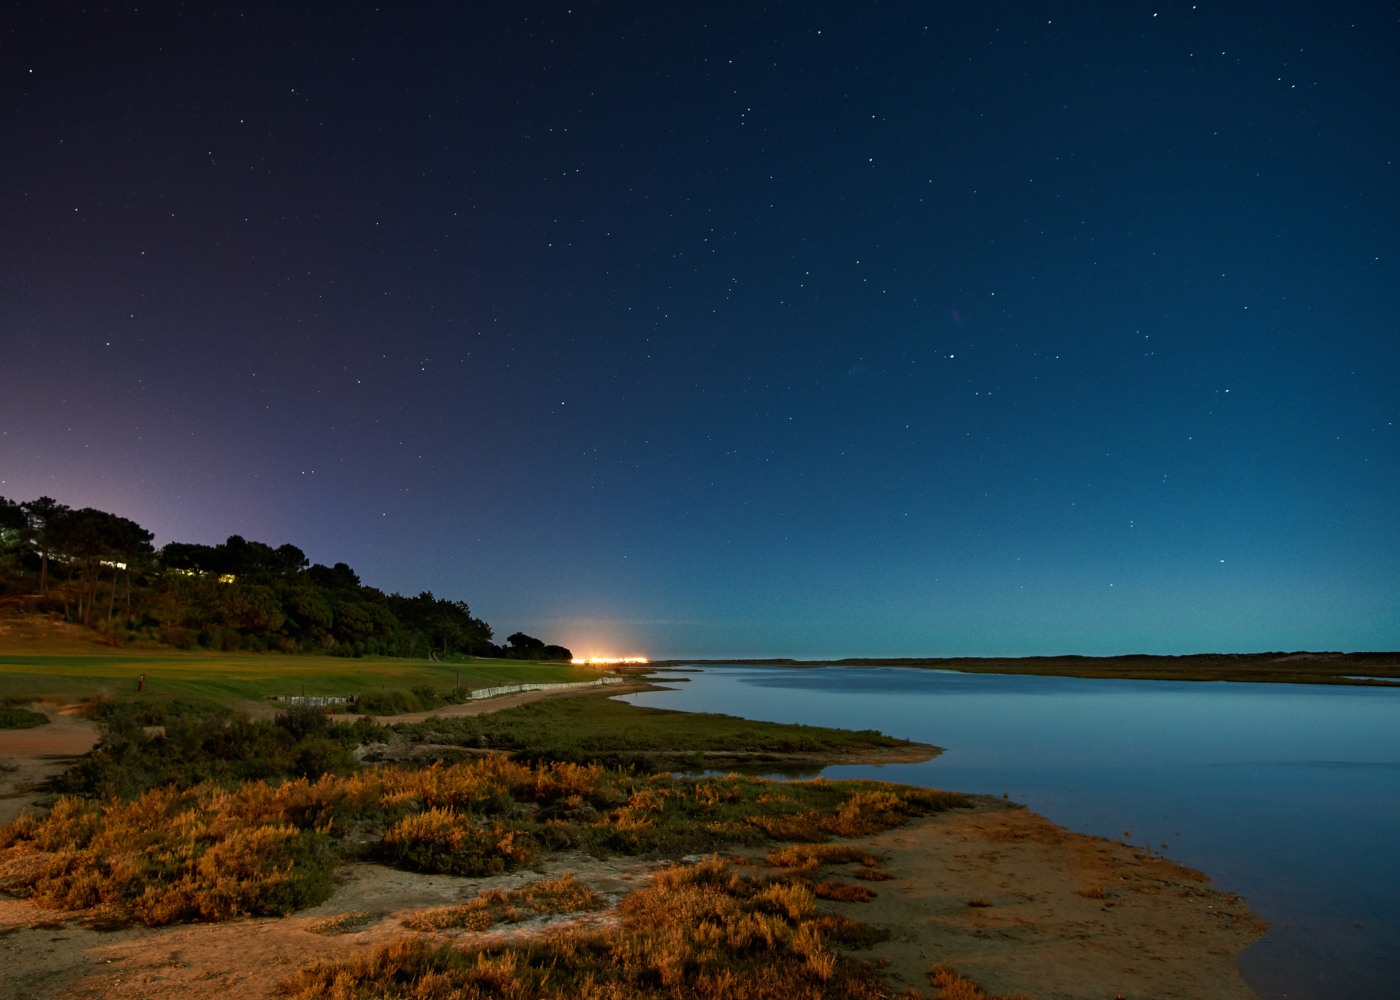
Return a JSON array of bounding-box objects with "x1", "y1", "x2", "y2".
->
[{"x1": 0, "y1": 495, "x2": 571, "y2": 660}]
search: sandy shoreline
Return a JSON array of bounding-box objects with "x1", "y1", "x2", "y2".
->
[{"x1": 0, "y1": 688, "x2": 1264, "y2": 999}]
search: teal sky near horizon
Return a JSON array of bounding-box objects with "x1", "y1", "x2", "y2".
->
[{"x1": 3, "y1": 2, "x2": 1397, "y2": 659}]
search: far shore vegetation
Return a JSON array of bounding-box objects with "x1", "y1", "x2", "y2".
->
[
  {"x1": 5, "y1": 492, "x2": 1395, "y2": 691},
  {"x1": 380, "y1": 695, "x2": 920, "y2": 771},
  {"x1": 650, "y1": 651, "x2": 1400, "y2": 686}
]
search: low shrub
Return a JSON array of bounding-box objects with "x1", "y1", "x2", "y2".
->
[
  {"x1": 402, "y1": 873, "x2": 604, "y2": 932},
  {"x1": 928, "y1": 963, "x2": 1036, "y2": 1000},
  {"x1": 355, "y1": 689, "x2": 428, "y2": 716},
  {"x1": 0, "y1": 705, "x2": 48, "y2": 729},
  {"x1": 53, "y1": 703, "x2": 377, "y2": 799},
  {"x1": 0, "y1": 789, "x2": 337, "y2": 925},
  {"x1": 813, "y1": 881, "x2": 878, "y2": 902},
  {"x1": 381, "y1": 807, "x2": 539, "y2": 876},
  {"x1": 766, "y1": 844, "x2": 880, "y2": 871},
  {"x1": 306, "y1": 910, "x2": 377, "y2": 935},
  {"x1": 285, "y1": 857, "x2": 908, "y2": 999},
  {"x1": 2, "y1": 758, "x2": 957, "y2": 931}
]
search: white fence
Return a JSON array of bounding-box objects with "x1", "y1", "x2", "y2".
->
[
  {"x1": 273, "y1": 676, "x2": 622, "y2": 710},
  {"x1": 467, "y1": 676, "x2": 624, "y2": 700}
]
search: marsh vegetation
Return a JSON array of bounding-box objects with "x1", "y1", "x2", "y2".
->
[
  {"x1": 0, "y1": 659, "x2": 989, "y2": 999},
  {"x1": 381, "y1": 694, "x2": 920, "y2": 769},
  {"x1": 0, "y1": 652, "x2": 1270, "y2": 998},
  {"x1": 281, "y1": 854, "x2": 1028, "y2": 1000}
]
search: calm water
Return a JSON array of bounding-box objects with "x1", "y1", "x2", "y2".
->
[{"x1": 619, "y1": 666, "x2": 1400, "y2": 1000}]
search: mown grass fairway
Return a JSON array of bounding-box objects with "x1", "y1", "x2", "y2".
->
[{"x1": 0, "y1": 651, "x2": 594, "y2": 708}]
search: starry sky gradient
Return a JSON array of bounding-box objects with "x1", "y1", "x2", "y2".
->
[{"x1": 4, "y1": 2, "x2": 1397, "y2": 658}]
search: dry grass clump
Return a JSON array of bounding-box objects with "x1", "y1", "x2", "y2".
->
[
  {"x1": 283, "y1": 857, "x2": 921, "y2": 1000},
  {"x1": 813, "y1": 881, "x2": 878, "y2": 902},
  {"x1": 766, "y1": 843, "x2": 881, "y2": 872},
  {"x1": 382, "y1": 807, "x2": 539, "y2": 876},
  {"x1": 748, "y1": 785, "x2": 960, "y2": 841},
  {"x1": 853, "y1": 867, "x2": 894, "y2": 881},
  {"x1": 403, "y1": 874, "x2": 605, "y2": 932},
  {"x1": 765, "y1": 844, "x2": 886, "y2": 904},
  {"x1": 307, "y1": 910, "x2": 378, "y2": 935},
  {"x1": 0, "y1": 758, "x2": 963, "y2": 928},
  {"x1": 0, "y1": 788, "x2": 334, "y2": 924},
  {"x1": 928, "y1": 963, "x2": 1035, "y2": 1000}
]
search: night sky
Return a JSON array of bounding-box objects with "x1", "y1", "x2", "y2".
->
[{"x1": 4, "y1": 3, "x2": 1397, "y2": 659}]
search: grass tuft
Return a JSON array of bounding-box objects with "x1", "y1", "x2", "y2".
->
[
  {"x1": 306, "y1": 910, "x2": 378, "y2": 935},
  {"x1": 284, "y1": 857, "x2": 915, "y2": 999},
  {"x1": 0, "y1": 758, "x2": 956, "y2": 928},
  {"x1": 928, "y1": 963, "x2": 1036, "y2": 999},
  {"x1": 403, "y1": 874, "x2": 605, "y2": 932},
  {"x1": 813, "y1": 881, "x2": 878, "y2": 902}
]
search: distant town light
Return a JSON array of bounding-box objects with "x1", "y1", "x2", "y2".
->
[{"x1": 572, "y1": 656, "x2": 649, "y2": 666}]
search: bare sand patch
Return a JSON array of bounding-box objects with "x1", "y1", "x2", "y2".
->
[
  {"x1": 0, "y1": 705, "x2": 98, "y2": 827},
  {"x1": 844, "y1": 798, "x2": 1263, "y2": 999}
]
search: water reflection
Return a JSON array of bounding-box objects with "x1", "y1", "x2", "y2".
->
[{"x1": 620, "y1": 666, "x2": 1400, "y2": 1000}]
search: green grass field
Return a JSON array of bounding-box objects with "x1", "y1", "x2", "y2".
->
[{"x1": 0, "y1": 651, "x2": 596, "y2": 708}]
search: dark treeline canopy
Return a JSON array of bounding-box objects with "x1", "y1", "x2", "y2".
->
[{"x1": 0, "y1": 495, "x2": 569, "y2": 661}]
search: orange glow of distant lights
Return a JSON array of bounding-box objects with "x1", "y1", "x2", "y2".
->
[{"x1": 572, "y1": 655, "x2": 650, "y2": 666}]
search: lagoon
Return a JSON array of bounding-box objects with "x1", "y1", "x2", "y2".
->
[{"x1": 619, "y1": 665, "x2": 1400, "y2": 1000}]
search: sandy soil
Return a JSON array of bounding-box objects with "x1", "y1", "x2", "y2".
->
[
  {"x1": 0, "y1": 705, "x2": 98, "y2": 827},
  {"x1": 851, "y1": 800, "x2": 1264, "y2": 999},
  {"x1": 0, "y1": 684, "x2": 1264, "y2": 999}
]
